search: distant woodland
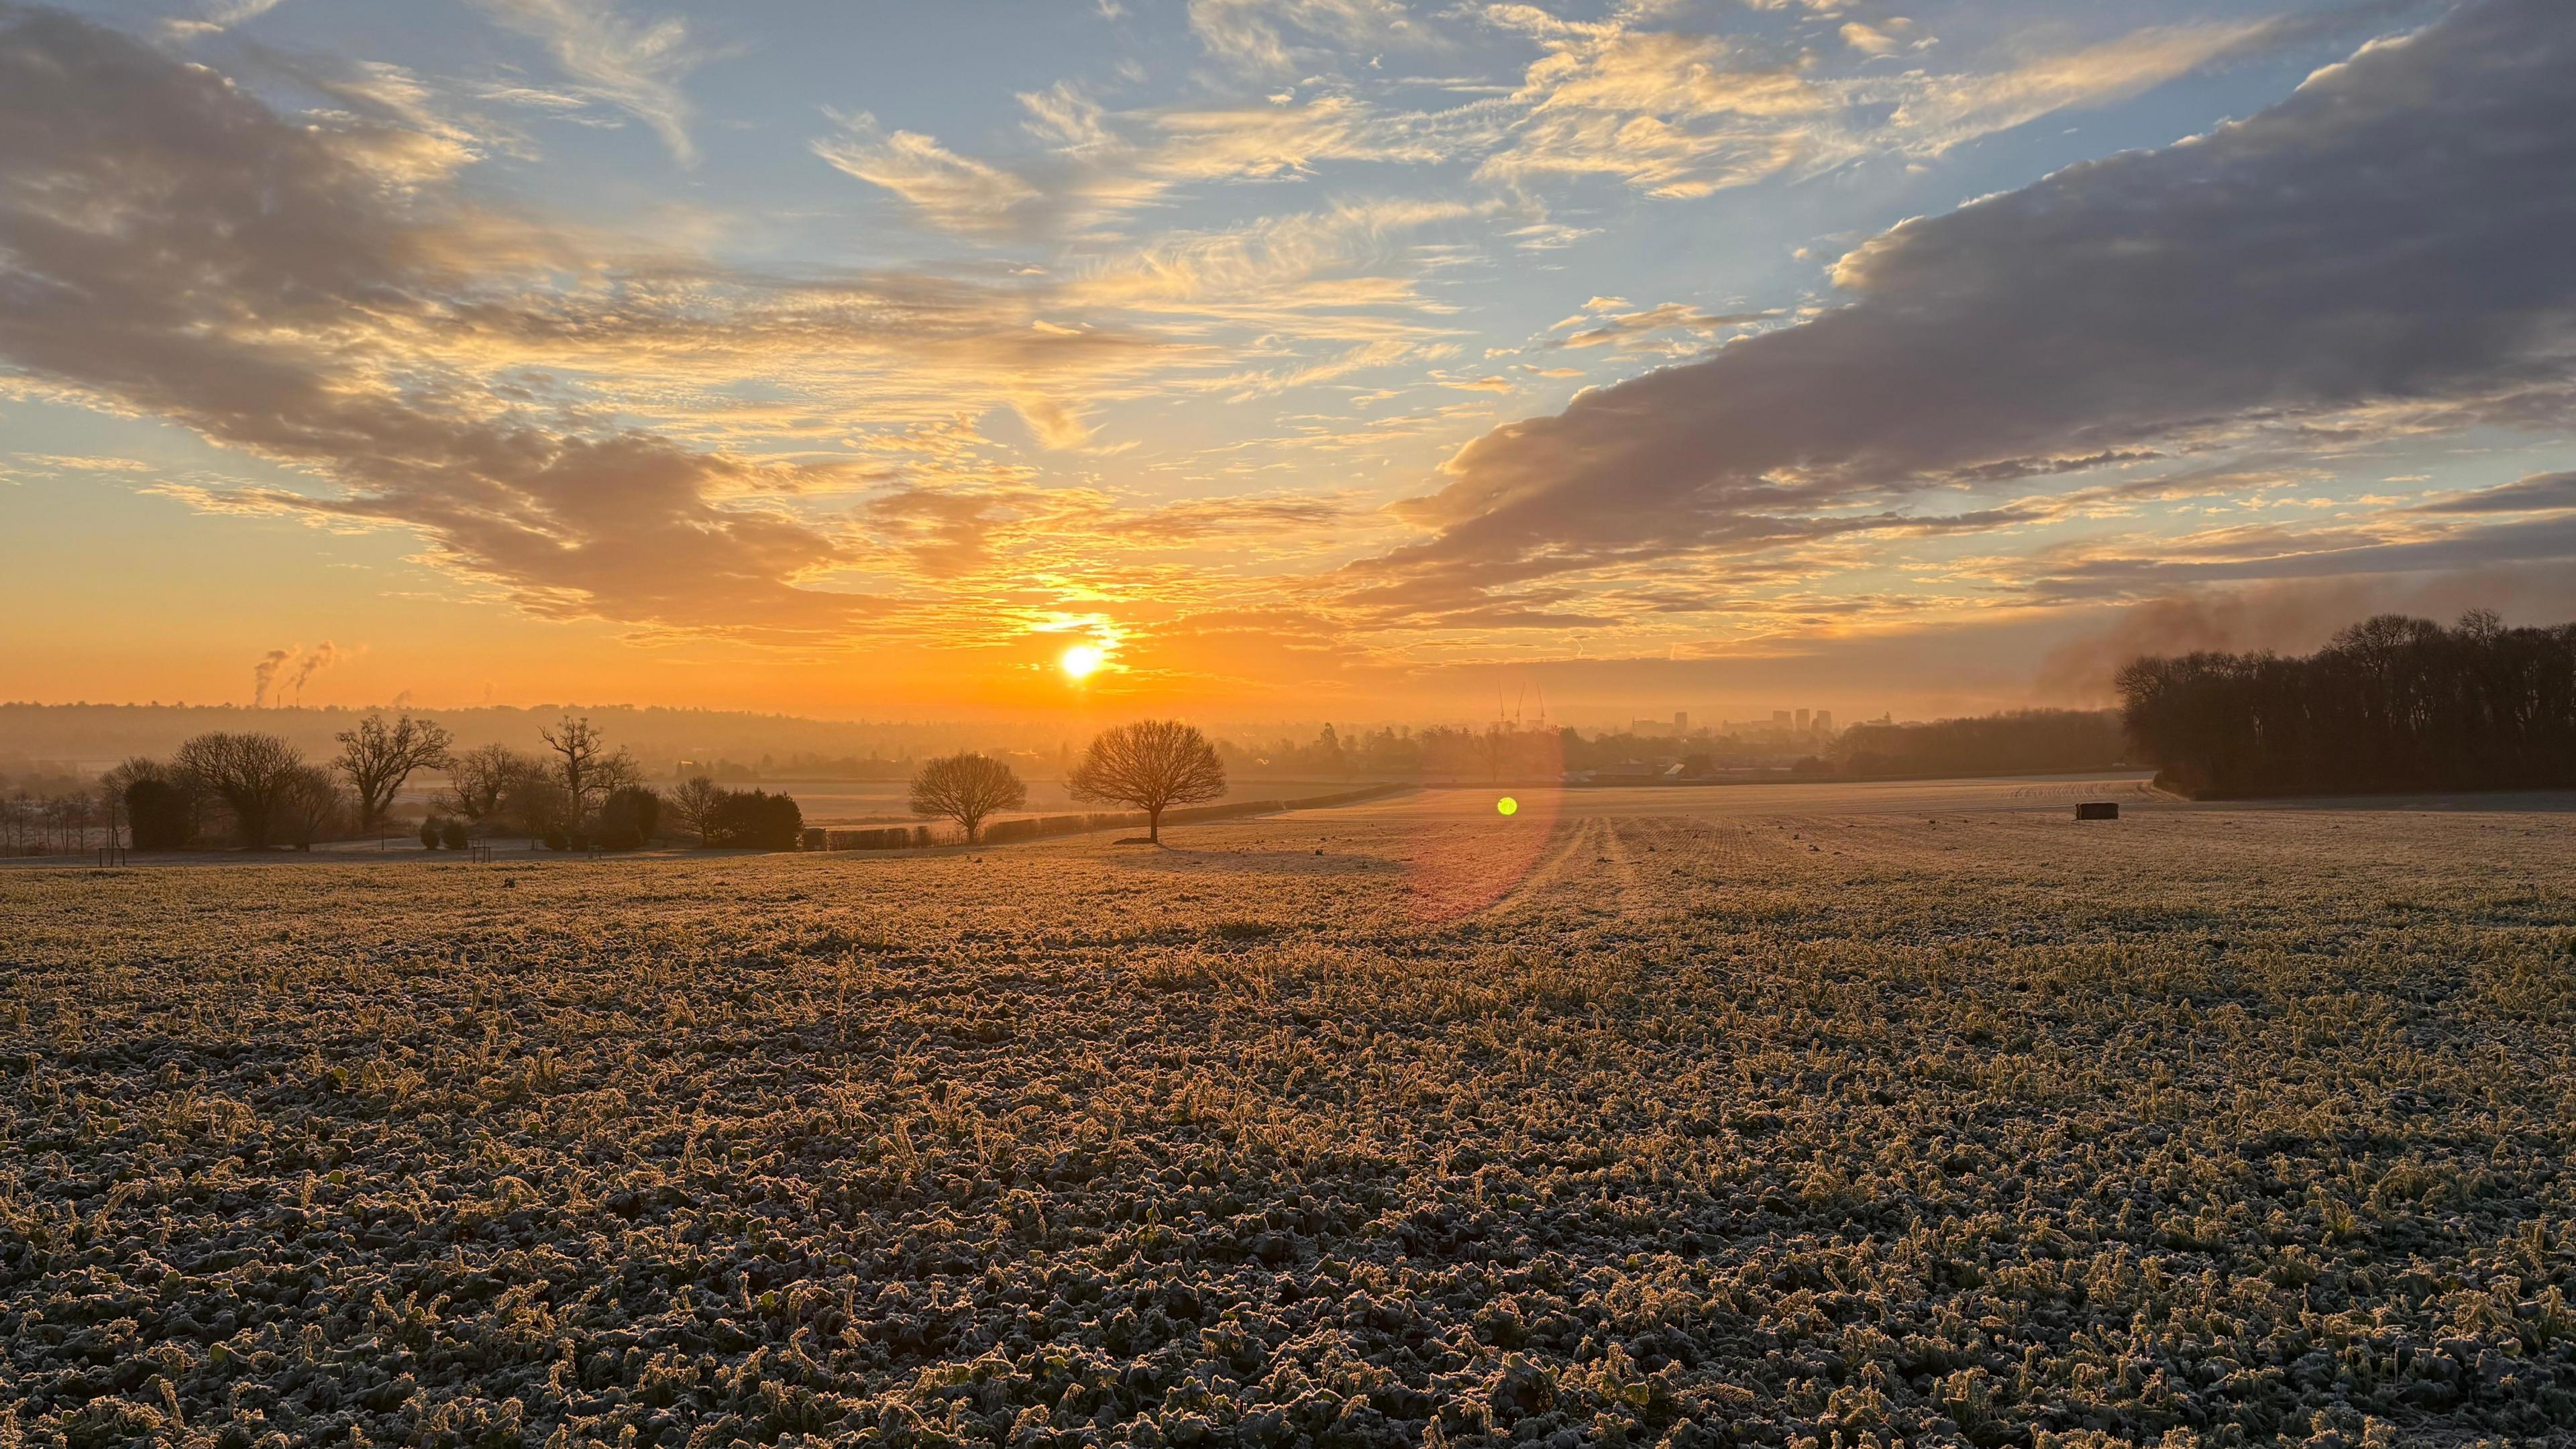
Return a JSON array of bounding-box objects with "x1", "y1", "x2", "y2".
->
[
  {"x1": 1821, "y1": 709, "x2": 2129, "y2": 780},
  {"x1": 2119, "y1": 612, "x2": 2576, "y2": 797}
]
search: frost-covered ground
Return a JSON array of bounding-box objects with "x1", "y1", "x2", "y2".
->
[{"x1": 5, "y1": 781, "x2": 2575, "y2": 1448}]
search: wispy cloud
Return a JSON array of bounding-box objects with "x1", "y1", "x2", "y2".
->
[
  {"x1": 473, "y1": 0, "x2": 708, "y2": 164},
  {"x1": 1187, "y1": 0, "x2": 1417, "y2": 72},
  {"x1": 812, "y1": 111, "x2": 1040, "y2": 235}
]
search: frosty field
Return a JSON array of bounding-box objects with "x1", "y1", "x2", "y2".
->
[{"x1": 5, "y1": 778, "x2": 2575, "y2": 1449}]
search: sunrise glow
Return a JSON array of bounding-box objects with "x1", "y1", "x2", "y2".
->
[
  {"x1": 1059, "y1": 643, "x2": 1106, "y2": 682},
  {"x1": 0, "y1": 0, "x2": 2568, "y2": 723}
]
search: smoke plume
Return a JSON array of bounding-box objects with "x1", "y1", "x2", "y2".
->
[
  {"x1": 250, "y1": 645, "x2": 296, "y2": 710},
  {"x1": 2035, "y1": 564, "x2": 2576, "y2": 704}
]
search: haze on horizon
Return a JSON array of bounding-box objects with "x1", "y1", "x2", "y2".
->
[{"x1": 3, "y1": 0, "x2": 2574, "y2": 727}]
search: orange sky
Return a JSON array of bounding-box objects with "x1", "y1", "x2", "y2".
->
[{"x1": 5, "y1": 0, "x2": 2574, "y2": 729}]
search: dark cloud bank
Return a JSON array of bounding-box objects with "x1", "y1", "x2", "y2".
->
[{"x1": 1375, "y1": 0, "x2": 2576, "y2": 617}]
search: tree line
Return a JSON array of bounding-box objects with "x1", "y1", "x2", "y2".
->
[
  {"x1": 1819, "y1": 708, "x2": 2127, "y2": 780},
  {"x1": 2118, "y1": 611, "x2": 2576, "y2": 797},
  {"x1": 107, "y1": 715, "x2": 806, "y2": 852},
  {"x1": 60, "y1": 714, "x2": 1236, "y2": 855}
]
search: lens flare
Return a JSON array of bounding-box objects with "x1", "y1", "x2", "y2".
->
[
  {"x1": 1496, "y1": 796, "x2": 1518, "y2": 816},
  {"x1": 1059, "y1": 643, "x2": 1105, "y2": 680}
]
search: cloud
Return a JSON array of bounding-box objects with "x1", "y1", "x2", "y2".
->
[
  {"x1": 1544, "y1": 301, "x2": 1773, "y2": 350},
  {"x1": 2410, "y1": 469, "x2": 2576, "y2": 515},
  {"x1": 1874, "y1": 15, "x2": 2306, "y2": 152},
  {"x1": 1360, "y1": 0, "x2": 2576, "y2": 619},
  {"x1": 472, "y1": 0, "x2": 706, "y2": 164},
  {"x1": 1839, "y1": 22, "x2": 1898, "y2": 57},
  {"x1": 812, "y1": 111, "x2": 1040, "y2": 235},
  {"x1": 1067, "y1": 198, "x2": 1480, "y2": 323},
  {"x1": 1470, "y1": 5, "x2": 2402, "y2": 200},
  {"x1": 1479, "y1": 28, "x2": 1833, "y2": 197},
  {"x1": 1187, "y1": 0, "x2": 1415, "y2": 72},
  {"x1": 162, "y1": 0, "x2": 290, "y2": 39},
  {"x1": 0, "y1": 8, "x2": 890, "y2": 635}
]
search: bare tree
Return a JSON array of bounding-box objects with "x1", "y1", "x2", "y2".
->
[
  {"x1": 440, "y1": 743, "x2": 527, "y2": 824},
  {"x1": 910, "y1": 753, "x2": 1027, "y2": 844},
  {"x1": 172, "y1": 732, "x2": 308, "y2": 848},
  {"x1": 1066, "y1": 720, "x2": 1227, "y2": 845},
  {"x1": 666, "y1": 775, "x2": 727, "y2": 847},
  {"x1": 333, "y1": 713, "x2": 454, "y2": 835},
  {"x1": 539, "y1": 716, "x2": 605, "y2": 810},
  {"x1": 275, "y1": 765, "x2": 346, "y2": 851},
  {"x1": 539, "y1": 716, "x2": 637, "y2": 822},
  {"x1": 588, "y1": 750, "x2": 644, "y2": 802}
]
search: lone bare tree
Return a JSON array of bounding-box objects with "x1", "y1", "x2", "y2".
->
[
  {"x1": 1066, "y1": 719, "x2": 1226, "y2": 845},
  {"x1": 666, "y1": 775, "x2": 727, "y2": 847},
  {"x1": 172, "y1": 732, "x2": 308, "y2": 848},
  {"x1": 333, "y1": 713, "x2": 454, "y2": 835},
  {"x1": 910, "y1": 752, "x2": 1027, "y2": 844}
]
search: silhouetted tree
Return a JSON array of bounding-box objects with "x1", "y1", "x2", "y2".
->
[
  {"x1": 1067, "y1": 720, "x2": 1226, "y2": 844},
  {"x1": 706, "y1": 789, "x2": 802, "y2": 849},
  {"x1": 172, "y1": 732, "x2": 308, "y2": 848},
  {"x1": 667, "y1": 775, "x2": 725, "y2": 847},
  {"x1": 505, "y1": 770, "x2": 575, "y2": 843},
  {"x1": 274, "y1": 765, "x2": 345, "y2": 851},
  {"x1": 540, "y1": 716, "x2": 637, "y2": 823},
  {"x1": 440, "y1": 743, "x2": 529, "y2": 826},
  {"x1": 596, "y1": 785, "x2": 662, "y2": 850},
  {"x1": 333, "y1": 712, "x2": 453, "y2": 834},
  {"x1": 125, "y1": 777, "x2": 195, "y2": 851},
  {"x1": 1827, "y1": 709, "x2": 2125, "y2": 780},
  {"x1": 910, "y1": 752, "x2": 1027, "y2": 844},
  {"x1": 2119, "y1": 612, "x2": 2576, "y2": 796}
]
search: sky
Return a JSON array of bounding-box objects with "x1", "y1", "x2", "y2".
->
[{"x1": 2, "y1": 0, "x2": 2573, "y2": 728}]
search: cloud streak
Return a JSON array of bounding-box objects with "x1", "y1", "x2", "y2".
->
[{"x1": 473, "y1": 0, "x2": 708, "y2": 164}]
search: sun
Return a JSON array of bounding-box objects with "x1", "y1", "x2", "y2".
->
[{"x1": 1059, "y1": 642, "x2": 1106, "y2": 680}]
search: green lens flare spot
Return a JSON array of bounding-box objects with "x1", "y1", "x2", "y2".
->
[{"x1": 1496, "y1": 796, "x2": 1519, "y2": 816}]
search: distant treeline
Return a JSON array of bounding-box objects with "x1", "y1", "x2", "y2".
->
[
  {"x1": 2118, "y1": 612, "x2": 2576, "y2": 798},
  {"x1": 1822, "y1": 709, "x2": 2128, "y2": 779}
]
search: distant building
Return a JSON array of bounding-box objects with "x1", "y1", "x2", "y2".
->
[
  {"x1": 1796, "y1": 708, "x2": 1811, "y2": 733},
  {"x1": 1815, "y1": 709, "x2": 1835, "y2": 734},
  {"x1": 1673, "y1": 710, "x2": 1688, "y2": 733}
]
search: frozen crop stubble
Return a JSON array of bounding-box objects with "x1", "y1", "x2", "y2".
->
[{"x1": 3, "y1": 790, "x2": 2575, "y2": 1448}]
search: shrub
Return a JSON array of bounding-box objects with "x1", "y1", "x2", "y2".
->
[
  {"x1": 706, "y1": 788, "x2": 802, "y2": 850},
  {"x1": 421, "y1": 818, "x2": 443, "y2": 849},
  {"x1": 125, "y1": 777, "x2": 193, "y2": 851},
  {"x1": 596, "y1": 786, "x2": 661, "y2": 851},
  {"x1": 440, "y1": 818, "x2": 469, "y2": 850}
]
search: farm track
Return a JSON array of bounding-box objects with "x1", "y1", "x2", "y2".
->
[{"x1": 5, "y1": 781, "x2": 2576, "y2": 1449}]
